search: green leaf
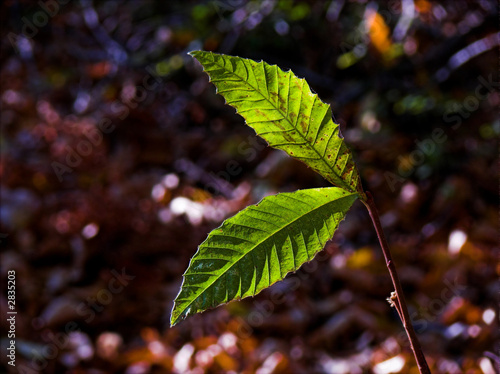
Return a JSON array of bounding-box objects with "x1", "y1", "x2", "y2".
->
[
  {"x1": 189, "y1": 50, "x2": 364, "y2": 195},
  {"x1": 170, "y1": 187, "x2": 358, "y2": 326}
]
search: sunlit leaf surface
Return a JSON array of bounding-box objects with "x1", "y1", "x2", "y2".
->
[
  {"x1": 171, "y1": 187, "x2": 358, "y2": 325},
  {"x1": 190, "y1": 51, "x2": 364, "y2": 195}
]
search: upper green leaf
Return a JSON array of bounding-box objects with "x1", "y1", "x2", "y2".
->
[
  {"x1": 190, "y1": 50, "x2": 364, "y2": 195},
  {"x1": 170, "y1": 187, "x2": 358, "y2": 326}
]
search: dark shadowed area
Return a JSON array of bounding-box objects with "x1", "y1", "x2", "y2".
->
[{"x1": 1, "y1": 0, "x2": 498, "y2": 373}]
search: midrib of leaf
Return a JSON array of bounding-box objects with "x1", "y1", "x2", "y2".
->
[
  {"x1": 176, "y1": 192, "x2": 357, "y2": 316},
  {"x1": 204, "y1": 55, "x2": 352, "y2": 192}
]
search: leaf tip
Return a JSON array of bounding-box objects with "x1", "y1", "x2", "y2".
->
[
  {"x1": 188, "y1": 50, "x2": 204, "y2": 59},
  {"x1": 170, "y1": 307, "x2": 180, "y2": 327}
]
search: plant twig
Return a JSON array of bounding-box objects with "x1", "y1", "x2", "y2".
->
[{"x1": 362, "y1": 191, "x2": 431, "y2": 374}]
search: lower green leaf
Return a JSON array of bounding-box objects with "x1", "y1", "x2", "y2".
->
[{"x1": 171, "y1": 187, "x2": 358, "y2": 326}]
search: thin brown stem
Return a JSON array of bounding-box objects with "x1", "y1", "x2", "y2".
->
[{"x1": 362, "y1": 191, "x2": 431, "y2": 374}]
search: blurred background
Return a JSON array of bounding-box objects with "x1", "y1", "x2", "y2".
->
[{"x1": 1, "y1": 0, "x2": 498, "y2": 373}]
